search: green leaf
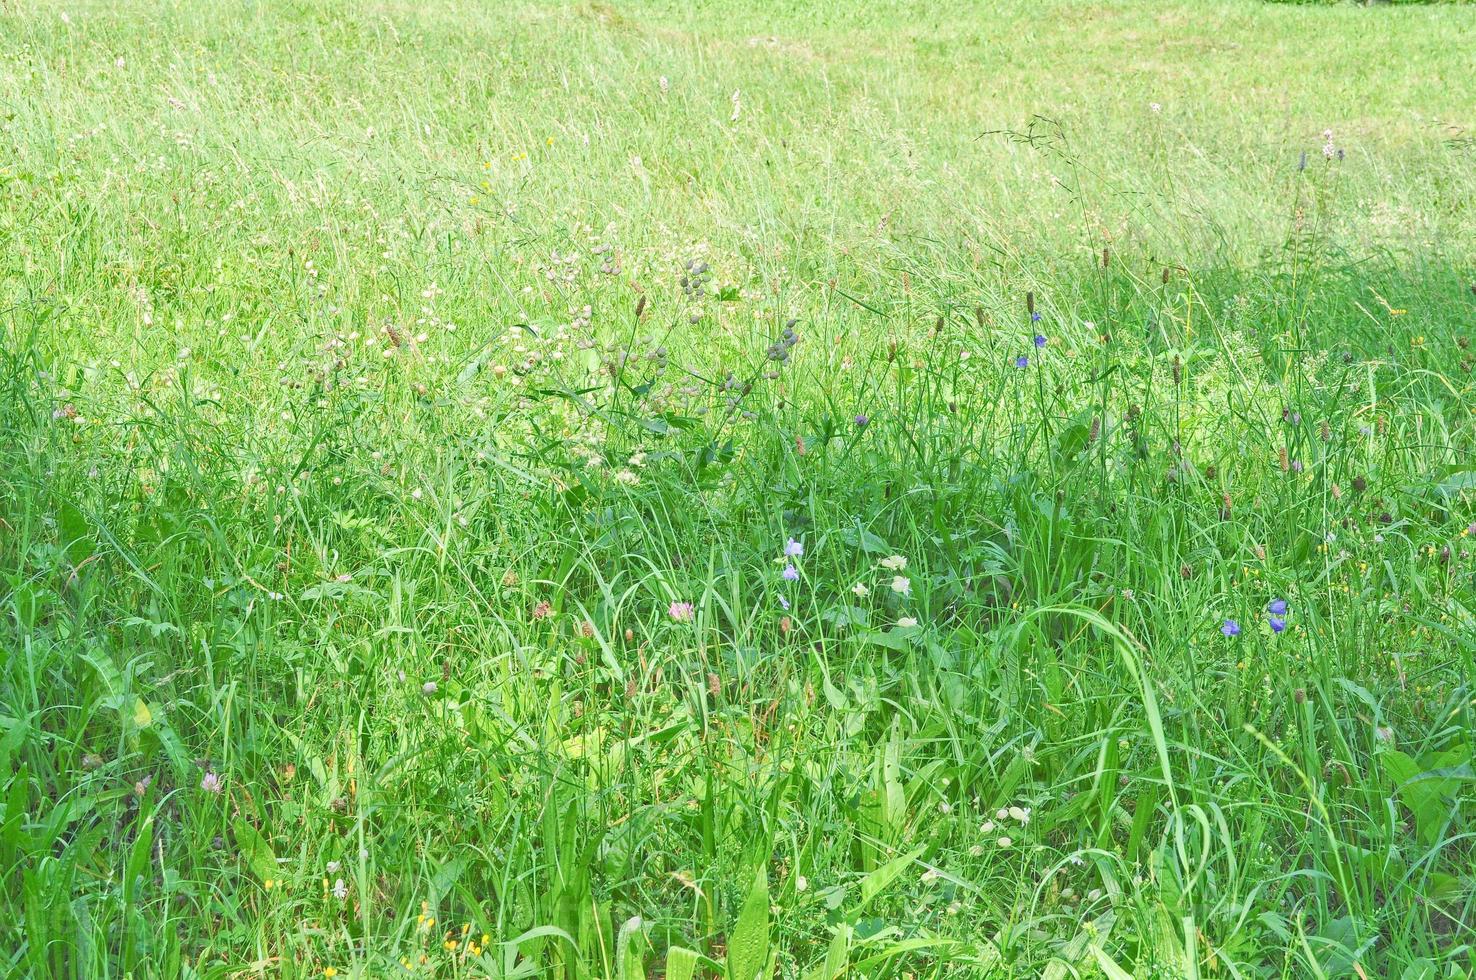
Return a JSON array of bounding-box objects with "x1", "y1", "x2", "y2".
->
[
  {"x1": 820, "y1": 605, "x2": 870, "y2": 629},
  {"x1": 837, "y1": 526, "x2": 889, "y2": 554},
  {"x1": 1092, "y1": 945, "x2": 1135, "y2": 980},
  {"x1": 727, "y1": 870, "x2": 771, "y2": 980},
  {"x1": 665, "y1": 946, "x2": 701, "y2": 980},
  {"x1": 232, "y1": 819, "x2": 278, "y2": 883},
  {"x1": 853, "y1": 847, "x2": 923, "y2": 913},
  {"x1": 857, "y1": 629, "x2": 913, "y2": 654},
  {"x1": 802, "y1": 925, "x2": 854, "y2": 980},
  {"x1": 1383, "y1": 750, "x2": 1461, "y2": 847},
  {"x1": 58, "y1": 500, "x2": 96, "y2": 565}
]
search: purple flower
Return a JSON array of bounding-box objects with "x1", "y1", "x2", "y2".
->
[
  {"x1": 1030, "y1": 311, "x2": 1042, "y2": 323},
  {"x1": 778, "y1": 595, "x2": 790, "y2": 611},
  {"x1": 1267, "y1": 598, "x2": 1287, "y2": 615},
  {"x1": 1269, "y1": 615, "x2": 1286, "y2": 634},
  {"x1": 668, "y1": 601, "x2": 694, "y2": 622},
  {"x1": 784, "y1": 538, "x2": 804, "y2": 558},
  {"x1": 200, "y1": 771, "x2": 223, "y2": 794},
  {"x1": 1033, "y1": 334, "x2": 1047, "y2": 348},
  {"x1": 854, "y1": 414, "x2": 869, "y2": 428},
  {"x1": 1014, "y1": 355, "x2": 1029, "y2": 369},
  {"x1": 1221, "y1": 619, "x2": 1241, "y2": 637},
  {"x1": 781, "y1": 564, "x2": 799, "y2": 581}
]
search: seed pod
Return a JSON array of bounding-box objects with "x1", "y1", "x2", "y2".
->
[{"x1": 1026, "y1": 291, "x2": 1035, "y2": 317}]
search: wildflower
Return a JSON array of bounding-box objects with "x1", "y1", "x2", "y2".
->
[
  {"x1": 778, "y1": 595, "x2": 790, "y2": 611},
  {"x1": 1375, "y1": 725, "x2": 1394, "y2": 744},
  {"x1": 890, "y1": 576, "x2": 910, "y2": 595},
  {"x1": 668, "y1": 601, "x2": 695, "y2": 622},
  {"x1": 1150, "y1": 102, "x2": 1162, "y2": 112},
  {"x1": 1033, "y1": 334, "x2": 1047, "y2": 348},
  {"x1": 326, "y1": 861, "x2": 341, "y2": 873},
  {"x1": 997, "y1": 837, "x2": 1013, "y2": 848},
  {"x1": 897, "y1": 616, "x2": 918, "y2": 628},
  {"x1": 981, "y1": 820, "x2": 996, "y2": 833},
  {"x1": 1014, "y1": 355, "x2": 1029, "y2": 369},
  {"x1": 1030, "y1": 311, "x2": 1042, "y2": 322},
  {"x1": 1267, "y1": 598, "x2": 1287, "y2": 616},
  {"x1": 782, "y1": 564, "x2": 800, "y2": 581},
  {"x1": 325, "y1": 969, "x2": 338, "y2": 978},
  {"x1": 854, "y1": 414, "x2": 870, "y2": 429},
  {"x1": 422, "y1": 681, "x2": 438, "y2": 695},
  {"x1": 784, "y1": 538, "x2": 804, "y2": 558},
  {"x1": 880, "y1": 555, "x2": 908, "y2": 571},
  {"x1": 200, "y1": 771, "x2": 223, "y2": 794},
  {"x1": 851, "y1": 582, "x2": 870, "y2": 598},
  {"x1": 332, "y1": 878, "x2": 348, "y2": 899},
  {"x1": 1007, "y1": 806, "x2": 1030, "y2": 824},
  {"x1": 1220, "y1": 620, "x2": 1241, "y2": 637},
  {"x1": 1269, "y1": 616, "x2": 1286, "y2": 634},
  {"x1": 795, "y1": 875, "x2": 808, "y2": 892}
]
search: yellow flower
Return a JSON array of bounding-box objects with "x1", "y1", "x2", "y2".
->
[{"x1": 324, "y1": 969, "x2": 338, "y2": 978}]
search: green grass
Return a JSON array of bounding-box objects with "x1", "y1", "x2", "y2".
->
[{"x1": 3, "y1": 0, "x2": 1475, "y2": 976}]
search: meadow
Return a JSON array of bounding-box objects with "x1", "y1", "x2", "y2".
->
[{"x1": 2, "y1": 0, "x2": 1475, "y2": 976}]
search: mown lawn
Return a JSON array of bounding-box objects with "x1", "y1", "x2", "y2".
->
[{"x1": 2, "y1": 0, "x2": 1474, "y2": 976}]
